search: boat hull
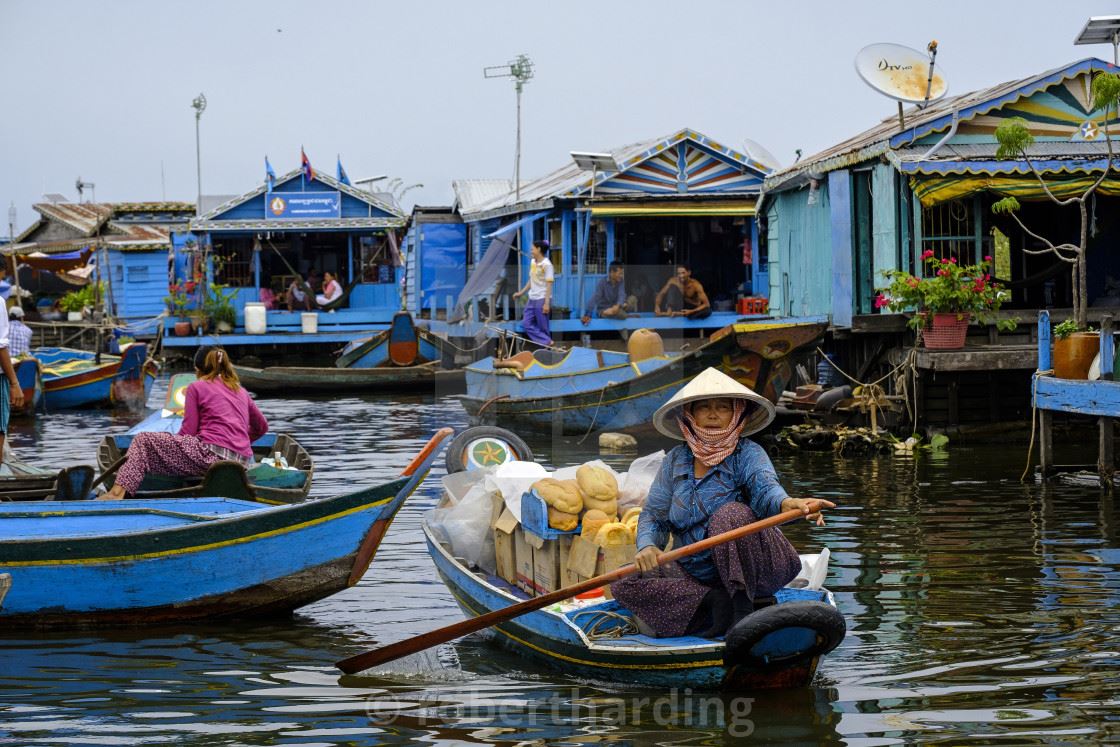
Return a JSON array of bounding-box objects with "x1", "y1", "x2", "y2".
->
[
  {"x1": 12, "y1": 358, "x2": 42, "y2": 416},
  {"x1": 38, "y1": 343, "x2": 154, "y2": 410},
  {"x1": 461, "y1": 321, "x2": 825, "y2": 435},
  {"x1": 235, "y1": 364, "x2": 457, "y2": 393}
]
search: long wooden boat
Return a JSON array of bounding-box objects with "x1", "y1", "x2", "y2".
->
[
  {"x1": 423, "y1": 490, "x2": 844, "y2": 690},
  {"x1": 235, "y1": 311, "x2": 463, "y2": 395},
  {"x1": 0, "y1": 453, "x2": 94, "y2": 501},
  {"x1": 0, "y1": 428, "x2": 452, "y2": 628},
  {"x1": 12, "y1": 358, "x2": 42, "y2": 417},
  {"x1": 460, "y1": 319, "x2": 826, "y2": 435},
  {"x1": 95, "y1": 373, "x2": 314, "y2": 503},
  {"x1": 36, "y1": 343, "x2": 158, "y2": 410}
]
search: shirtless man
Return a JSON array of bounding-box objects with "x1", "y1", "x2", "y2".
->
[{"x1": 655, "y1": 264, "x2": 711, "y2": 319}]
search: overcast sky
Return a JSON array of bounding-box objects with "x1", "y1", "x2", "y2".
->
[{"x1": 2, "y1": 0, "x2": 1117, "y2": 232}]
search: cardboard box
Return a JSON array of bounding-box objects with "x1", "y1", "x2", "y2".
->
[
  {"x1": 513, "y1": 527, "x2": 537, "y2": 596},
  {"x1": 492, "y1": 509, "x2": 519, "y2": 586},
  {"x1": 563, "y1": 535, "x2": 637, "y2": 599},
  {"x1": 531, "y1": 534, "x2": 572, "y2": 595}
]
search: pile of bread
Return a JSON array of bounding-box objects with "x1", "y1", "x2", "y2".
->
[{"x1": 531, "y1": 465, "x2": 642, "y2": 547}]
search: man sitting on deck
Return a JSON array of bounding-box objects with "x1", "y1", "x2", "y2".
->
[
  {"x1": 6, "y1": 307, "x2": 31, "y2": 357},
  {"x1": 655, "y1": 264, "x2": 711, "y2": 319},
  {"x1": 581, "y1": 261, "x2": 637, "y2": 325}
]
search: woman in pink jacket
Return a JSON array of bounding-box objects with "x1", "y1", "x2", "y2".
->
[{"x1": 102, "y1": 347, "x2": 269, "y2": 499}]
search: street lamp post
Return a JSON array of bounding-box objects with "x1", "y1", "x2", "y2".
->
[{"x1": 191, "y1": 93, "x2": 207, "y2": 216}]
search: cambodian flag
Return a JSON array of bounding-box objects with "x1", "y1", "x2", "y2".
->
[
  {"x1": 301, "y1": 147, "x2": 314, "y2": 182},
  {"x1": 336, "y1": 155, "x2": 350, "y2": 186},
  {"x1": 265, "y1": 156, "x2": 276, "y2": 192}
]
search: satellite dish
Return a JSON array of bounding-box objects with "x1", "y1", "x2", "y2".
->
[
  {"x1": 855, "y1": 43, "x2": 948, "y2": 104},
  {"x1": 741, "y1": 138, "x2": 781, "y2": 170}
]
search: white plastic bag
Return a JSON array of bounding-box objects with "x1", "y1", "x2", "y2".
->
[
  {"x1": 617, "y1": 450, "x2": 666, "y2": 512},
  {"x1": 491, "y1": 460, "x2": 549, "y2": 523},
  {"x1": 428, "y1": 478, "x2": 500, "y2": 572}
]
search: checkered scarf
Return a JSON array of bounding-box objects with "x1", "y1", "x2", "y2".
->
[{"x1": 677, "y1": 399, "x2": 747, "y2": 467}]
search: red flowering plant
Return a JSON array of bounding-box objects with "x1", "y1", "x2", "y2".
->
[
  {"x1": 876, "y1": 251, "x2": 1016, "y2": 331},
  {"x1": 164, "y1": 279, "x2": 200, "y2": 317}
]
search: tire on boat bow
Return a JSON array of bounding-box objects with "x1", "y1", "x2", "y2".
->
[
  {"x1": 444, "y1": 426, "x2": 534, "y2": 473},
  {"x1": 723, "y1": 600, "x2": 846, "y2": 671}
]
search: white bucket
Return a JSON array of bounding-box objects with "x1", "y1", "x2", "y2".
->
[
  {"x1": 301, "y1": 312, "x2": 318, "y2": 334},
  {"x1": 244, "y1": 302, "x2": 267, "y2": 335}
]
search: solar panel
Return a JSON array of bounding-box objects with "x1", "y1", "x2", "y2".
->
[{"x1": 1075, "y1": 16, "x2": 1120, "y2": 45}]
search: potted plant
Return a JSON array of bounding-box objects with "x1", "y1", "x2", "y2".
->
[
  {"x1": 877, "y1": 252, "x2": 1015, "y2": 349},
  {"x1": 1052, "y1": 318, "x2": 1099, "y2": 379},
  {"x1": 204, "y1": 283, "x2": 237, "y2": 334},
  {"x1": 58, "y1": 290, "x2": 86, "y2": 322},
  {"x1": 165, "y1": 281, "x2": 197, "y2": 336}
]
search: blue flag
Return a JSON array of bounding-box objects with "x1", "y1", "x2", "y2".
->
[
  {"x1": 265, "y1": 156, "x2": 276, "y2": 192},
  {"x1": 336, "y1": 155, "x2": 350, "y2": 186}
]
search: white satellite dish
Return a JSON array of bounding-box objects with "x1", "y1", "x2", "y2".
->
[
  {"x1": 855, "y1": 42, "x2": 948, "y2": 105},
  {"x1": 741, "y1": 138, "x2": 781, "y2": 170}
]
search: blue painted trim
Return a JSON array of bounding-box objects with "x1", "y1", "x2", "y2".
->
[
  {"x1": 1101, "y1": 325, "x2": 1115, "y2": 381},
  {"x1": 1034, "y1": 375, "x2": 1120, "y2": 416},
  {"x1": 1038, "y1": 311, "x2": 1052, "y2": 371},
  {"x1": 829, "y1": 170, "x2": 854, "y2": 328}
]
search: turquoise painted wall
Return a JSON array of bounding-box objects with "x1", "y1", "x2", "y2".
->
[
  {"x1": 765, "y1": 184, "x2": 833, "y2": 318},
  {"x1": 871, "y1": 162, "x2": 901, "y2": 293}
]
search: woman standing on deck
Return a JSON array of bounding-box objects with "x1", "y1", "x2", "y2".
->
[
  {"x1": 512, "y1": 239, "x2": 554, "y2": 346},
  {"x1": 101, "y1": 347, "x2": 268, "y2": 499},
  {"x1": 610, "y1": 367, "x2": 834, "y2": 638}
]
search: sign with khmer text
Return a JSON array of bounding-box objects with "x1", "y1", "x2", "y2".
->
[{"x1": 265, "y1": 191, "x2": 341, "y2": 219}]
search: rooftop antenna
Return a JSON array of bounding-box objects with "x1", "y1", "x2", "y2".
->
[
  {"x1": 1075, "y1": 15, "x2": 1120, "y2": 66},
  {"x1": 484, "y1": 53, "x2": 534, "y2": 202},
  {"x1": 75, "y1": 177, "x2": 96, "y2": 203},
  {"x1": 855, "y1": 41, "x2": 949, "y2": 130}
]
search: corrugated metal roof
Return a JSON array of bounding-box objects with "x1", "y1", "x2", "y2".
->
[
  {"x1": 765, "y1": 57, "x2": 1120, "y2": 192},
  {"x1": 461, "y1": 127, "x2": 768, "y2": 221},
  {"x1": 33, "y1": 203, "x2": 112, "y2": 236},
  {"x1": 451, "y1": 179, "x2": 514, "y2": 214}
]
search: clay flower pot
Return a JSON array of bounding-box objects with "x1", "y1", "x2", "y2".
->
[
  {"x1": 1053, "y1": 332, "x2": 1099, "y2": 379},
  {"x1": 173, "y1": 321, "x2": 193, "y2": 337}
]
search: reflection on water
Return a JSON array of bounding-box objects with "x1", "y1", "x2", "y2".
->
[{"x1": 1, "y1": 375, "x2": 1118, "y2": 744}]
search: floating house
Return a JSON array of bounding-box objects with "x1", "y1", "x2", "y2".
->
[
  {"x1": 7, "y1": 201, "x2": 193, "y2": 322},
  {"x1": 182, "y1": 168, "x2": 407, "y2": 339},
  {"x1": 450, "y1": 128, "x2": 773, "y2": 335},
  {"x1": 760, "y1": 57, "x2": 1120, "y2": 428}
]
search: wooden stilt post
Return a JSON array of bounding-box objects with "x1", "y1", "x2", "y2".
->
[
  {"x1": 1100, "y1": 316, "x2": 1114, "y2": 491},
  {"x1": 1038, "y1": 311, "x2": 1052, "y2": 480}
]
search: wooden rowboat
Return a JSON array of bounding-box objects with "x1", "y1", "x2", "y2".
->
[
  {"x1": 36, "y1": 343, "x2": 158, "y2": 410},
  {"x1": 0, "y1": 453, "x2": 94, "y2": 501},
  {"x1": 12, "y1": 358, "x2": 42, "y2": 417},
  {"x1": 461, "y1": 319, "x2": 826, "y2": 435},
  {"x1": 0, "y1": 428, "x2": 452, "y2": 629}
]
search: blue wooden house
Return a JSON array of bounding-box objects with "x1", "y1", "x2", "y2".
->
[
  {"x1": 761, "y1": 57, "x2": 1120, "y2": 328},
  {"x1": 188, "y1": 167, "x2": 407, "y2": 331},
  {"x1": 453, "y1": 128, "x2": 772, "y2": 331}
]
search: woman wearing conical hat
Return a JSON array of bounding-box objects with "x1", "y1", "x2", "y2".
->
[{"x1": 610, "y1": 367, "x2": 835, "y2": 639}]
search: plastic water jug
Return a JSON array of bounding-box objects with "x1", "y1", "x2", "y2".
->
[{"x1": 244, "y1": 303, "x2": 267, "y2": 335}]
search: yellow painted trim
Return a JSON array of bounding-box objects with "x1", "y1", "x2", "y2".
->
[
  {"x1": 449, "y1": 588, "x2": 722, "y2": 670},
  {"x1": 43, "y1": 371, "x2": 116, "y2": 392},
  {"x1": 591, "y1": 205, "x2": 757, "y2": 217},
  {"x1": 4, "y1": 494, "x2": 394, "y2": 567}
]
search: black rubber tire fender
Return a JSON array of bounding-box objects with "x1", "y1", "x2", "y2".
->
[
  {"x1": 444, "y1": 425, "x2": 535, "y2": 474},
  {"x1": 723, "y1": 600, "x2": 846, "y2": 670}
]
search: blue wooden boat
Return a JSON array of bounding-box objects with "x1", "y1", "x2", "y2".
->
[
  {"x1": 36, "y1": 343, "x2": 158, "y2": 410},
  {"x1": 234, "y1": 311, "x2": 463, "y2": 394},
  {"x1": 461, "y1": 320, "x2": 826, "y2": 435},
  {"x1": 95, "y1": 374, "x2": 314, "y2": 503},
  {"x1": 0, "y1": 428, "x2": 452, "y2": 628},
  {"x1": 11, "y1": 358, "x2": 42, "y2": 417},
  {"x1": 423, "y1": 499, "x2": 843, "y2": 690}
]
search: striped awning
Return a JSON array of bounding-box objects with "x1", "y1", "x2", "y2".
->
[
  {"x1": 911, "y1": 174, "x2": 1120, "y2": 207},
  {"x1": 590, "y1": 199, "x2": 756, "y2": 217}
]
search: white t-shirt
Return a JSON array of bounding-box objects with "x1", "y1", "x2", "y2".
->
[
  {"x1": 0, "y1": 305, "x2": 9, "y2": 351},
  {"x1": 528, "y1": 257, "x2": 554, "y2": 301}
]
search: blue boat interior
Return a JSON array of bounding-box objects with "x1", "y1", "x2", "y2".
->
[
  {"x1": 468, "y1": 346, "x2": 672, "y2": 379},
  {"x1": 0, "y1": 497, "x2": 265, "y2": 541}
]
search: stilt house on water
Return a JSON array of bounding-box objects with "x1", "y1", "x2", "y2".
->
[
  {"x1": 445, "y1": 128, "x2": 775, "y2": 337},
  {"x1": 760, "y1": 58, "x2": 1120, "y2": 430},
  {"x1": 170, "y1": 166, "x2": 408, "y2": 346}
]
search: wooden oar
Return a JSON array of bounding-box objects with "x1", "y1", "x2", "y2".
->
[{"x1": 335, "y1": 499, "x2": 828, "y2": 674}]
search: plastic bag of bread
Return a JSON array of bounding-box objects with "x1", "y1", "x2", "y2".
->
[
  {"x1": 580, "y1": 508, "x2": 613, "y2": 540},
  {"x1": 617, "y1": 450, "x2": 665, "y2": 513},
  {"x1": 595, "y1": 521, "x2": 633, "y2": 548},
  {"x1": 577, "y1": 464, "x2": 619, "y2": 501},
  {"x1": 548, "y1": 506, "x2": 579, "y2": 531},
  {"x1": 531, "y1": 478, "x2": 583, "y2": 514}
]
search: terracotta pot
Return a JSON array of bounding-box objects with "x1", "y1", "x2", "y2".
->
[
  {"x1": 921, "y1": 312, "x2": 969, "y2": 350},
  {"x1": 173, "y1": 321, "x2": 193, "y2": 337},
  {"x1": 1053, "y1": 332, "x2": 1099, "y2": 379}
]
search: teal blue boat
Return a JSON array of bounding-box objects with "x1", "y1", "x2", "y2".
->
[{"x1": 36, "y1": 343, "x2": 157, "y2": 410}]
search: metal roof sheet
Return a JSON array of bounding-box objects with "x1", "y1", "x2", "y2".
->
[{"x1": 451, "y1": 179, "x2": 515, "y2": 214}]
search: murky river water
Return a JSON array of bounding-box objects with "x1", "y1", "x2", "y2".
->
[{"x1": 1, "y1": 375, "x2": 1117, "y2": 745}]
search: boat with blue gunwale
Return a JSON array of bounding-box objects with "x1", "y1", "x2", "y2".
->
[
  {"x1": 35, "y1": 343, "x2": 158, "y2": 410},
  {"x1": 95, "y1": 373, "x2": 313, "y2": 504},
  {"x1": 0, "y1": 428, "x2": 452, "y2": 629},
  {"x1": 12, "y1": 358, "x2": 42, "y2": 417},
  {"x1": 460, "y1": 319, "x2": 826, "y2": 435},
  {"x1": 423, "y1": 489, "x2": 844, "y2": 690},
  {"x1": 234, "y1": 311, "x2": 464, "y2": 393}
]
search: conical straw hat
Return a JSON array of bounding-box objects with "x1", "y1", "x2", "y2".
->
[{"x1": 652, "y1": 367, "x2": 775, "y2": 440}]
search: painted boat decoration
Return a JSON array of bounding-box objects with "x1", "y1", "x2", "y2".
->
[
  {"x1": 11, "y1": 358, "x2": 42, "y2": 417},
  {"x1": 423, "y1": 492, "x2": 844, "y2": 690},
  {"x1": 36, "y1": 343, "x2": 158, "y2": 410},
  {"x1": 235, "y1": 312, "x2": 462, "y2": 394},
  {"x1": 461, "y1": 320, "x2": 826, "y2": 435},
  {"x1": 0, "y1": 453, "x2": 94, "y2": 502},
  {"x1": 0, "y1": 428, "x2": 452, "y2": 628},
  {"x1": 95, "y1": 373, "x2": 314, "y2": 504}
]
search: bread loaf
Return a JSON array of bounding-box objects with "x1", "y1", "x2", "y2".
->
[
  {"x1": 580, "y1": 509, "x2": 612, "y2": 540},
  {"x1": 548, "y1": 506, "x2": 579, "y2": 531},
  {"x1": 583, "y1": 496, "x2": 617, "y2": 515},
  {"x1": 595, "y1": 521, "x2": 633, "y2": 547},
  {"x1": 532, "y1": 478, "x2": 583, "y2": 514},
  {"x1": 576, "y1": 465, "x2": 618, "y2": 502},
  {"x1": 621, "y1": 506, "x2": 642, "y2": 525}
]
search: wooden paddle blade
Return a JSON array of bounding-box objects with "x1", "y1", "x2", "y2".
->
[{"x1": 334, "y1": 502, "x2": 827, "y2": 674}]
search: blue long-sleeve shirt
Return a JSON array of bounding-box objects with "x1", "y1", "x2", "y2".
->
[
  {"x1": 586, "y1": 276, "x2": 626, "y2": 316},
  {"x1": 635, "y1": 439, "x2": 790, "y2": 582}
]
